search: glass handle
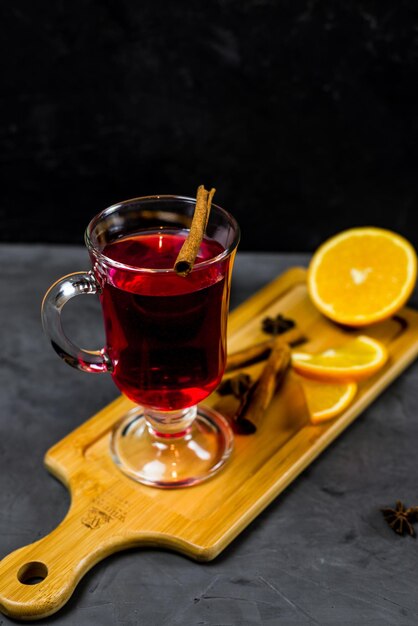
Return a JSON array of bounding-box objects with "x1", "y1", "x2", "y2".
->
[{"x1": 41, "y1": 271, "x2": 112, "y2": 373}]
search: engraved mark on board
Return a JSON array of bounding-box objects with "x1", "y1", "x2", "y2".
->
[
  {"x1": 81, "y1": 507, "x2": 112, "y2": 529},
  {"x1": 81, "y1": 488, "x2": 130, "y2": 529}
]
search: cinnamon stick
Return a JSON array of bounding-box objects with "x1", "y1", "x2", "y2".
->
[
  {"x1": 225, "y1": 340, "x2": 274, "y2": 373},
  {"x1": 226, "y1": 327, "x2": 306, "y2": 372},
  {"x1": 174, "y1": 185, "x2": 216, "y2": 276},
  {"x1": 241, "y1": 337, "x2": 291, "y2": 428}
]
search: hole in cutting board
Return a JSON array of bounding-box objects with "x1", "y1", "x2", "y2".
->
[{"x1": 17, "y1": 561, "x2": 48, "y2": 585}]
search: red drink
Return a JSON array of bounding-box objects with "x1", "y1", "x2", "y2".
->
[{"x1": 97, "y1": 230, "x2": 230, "y2": 410}]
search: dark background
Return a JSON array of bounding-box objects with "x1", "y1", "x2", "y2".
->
[{"x1": 1, "y1": 1, "x2": 418, "y2": 251}]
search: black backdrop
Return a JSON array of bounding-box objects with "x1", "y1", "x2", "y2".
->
[{"x1": 2, "y1": 1, "x2": 418, "y2": 251}]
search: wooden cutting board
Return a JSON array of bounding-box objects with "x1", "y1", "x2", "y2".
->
[{"x1": 1, "y1": 266, "x2": 418, "y2": 620}]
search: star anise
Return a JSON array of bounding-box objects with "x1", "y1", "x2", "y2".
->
[
  {"x1": 216, "y1": 373, "x2": 256, "y2": 435},
  {"x1": 217, "y1": 373, "x2": 253, "y2": 399},
  {"x1": 381, "y1": 501, "x2": 418, "y2": 537},
  {"x1": 262, "y1": 314, "x2": 295, "y2": 336}
]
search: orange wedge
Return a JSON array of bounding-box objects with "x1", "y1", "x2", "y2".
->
[
  {"x1": 299, "y1": 377, "x2": 357, "y2": 424},
  {"x1": 292, "y1": 335, "x2": 388, "y2": 382},
  {"x1": 308, "y1": 227, "x2": 417, "y2": 326}
]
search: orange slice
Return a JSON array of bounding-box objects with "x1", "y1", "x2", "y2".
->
[
  {"x1": 308, "y1": 227, "x2": 417, "y2": 326},
  {"x1": 292, "y1": 335, "x2": 388, "y2": 382},
  {"x1": 299, "y1": 377, "x2": 357, "y2": 424}
]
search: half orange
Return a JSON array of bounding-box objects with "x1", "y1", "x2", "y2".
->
[
  {"x1": 292, "y1": 335, "x2": 388, "y2": 382},
  {"x1": 308, "y1": 227, "x2": 417, "y2": 326}
]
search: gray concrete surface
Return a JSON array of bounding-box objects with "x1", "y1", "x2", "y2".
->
[{"x1": 0, "y1": 245, "x2": 418, "y2": 625}]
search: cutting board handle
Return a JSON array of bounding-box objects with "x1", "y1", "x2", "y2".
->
[{"x1": 0, "y1": 501, "x2": 130, "y2": 620}]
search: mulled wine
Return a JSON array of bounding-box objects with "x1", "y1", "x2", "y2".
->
[{"x1": 98, "y1": 230, "x2": 229, "y2": 410}]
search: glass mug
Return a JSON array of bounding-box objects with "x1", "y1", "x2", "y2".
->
[{"x1": 42, "y1": 196, "x2": 240, "y2": 488}]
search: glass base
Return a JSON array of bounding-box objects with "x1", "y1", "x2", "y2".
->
[{"x1": 110, "y1": 405, "x2": 233, "y2": 488}]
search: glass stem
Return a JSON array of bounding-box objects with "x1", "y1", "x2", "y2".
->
[{"x1": 144, "y1": 406, "x2": 197, "y2": 438}]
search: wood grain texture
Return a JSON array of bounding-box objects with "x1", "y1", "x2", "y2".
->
[{"x1": 1, "y1": 266, "x2": 418, "y2": 620}]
